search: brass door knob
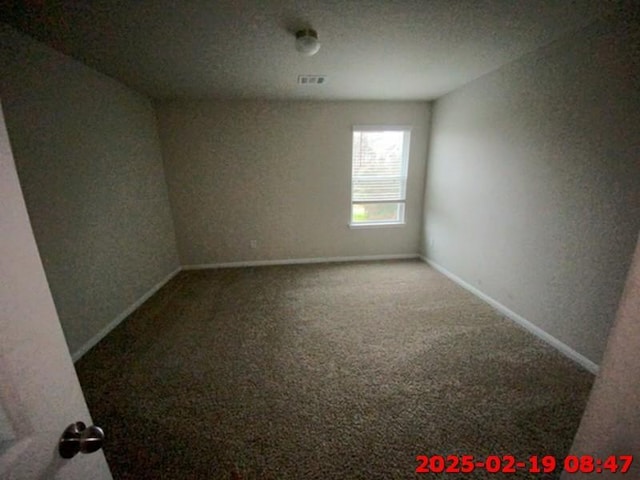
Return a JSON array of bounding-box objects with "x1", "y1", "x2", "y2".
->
[{"x1": 59, "y1": 421, "x2": 105, "y2": 459}]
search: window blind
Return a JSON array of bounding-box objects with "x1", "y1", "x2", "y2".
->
[
  {"x1": 350, "y1": 127, "x2": 411, "y2": 226},
  {"x1": 352, "y1": 130, "x2": 408, "y2": 202}
]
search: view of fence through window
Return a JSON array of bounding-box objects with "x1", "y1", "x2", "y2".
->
[{"x1": 351, "y1": 127, "x2": 410, "y2": 225}]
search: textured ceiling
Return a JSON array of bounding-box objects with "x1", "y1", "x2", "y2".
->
[{"x1": 1, "y1": 0, "x2": 614, "y2": 100}]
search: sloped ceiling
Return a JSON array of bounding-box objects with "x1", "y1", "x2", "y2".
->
[{"x1": 1, "y1": 0, "x2": 615, "y2": 100}]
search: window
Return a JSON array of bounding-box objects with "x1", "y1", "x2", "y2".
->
[{"x1": 350, "y1": 126, "x2": 411, "y2": 226}]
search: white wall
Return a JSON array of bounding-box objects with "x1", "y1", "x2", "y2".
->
[
  {"x1": 423, "y1": 16, "x2": 640, "y2": 365},
  {"x1": 0, "y1": 25, "x2": 179, "y2": 357},
  {"x1": 157, "y1": 100, "x2": 430, "y2": 265}
]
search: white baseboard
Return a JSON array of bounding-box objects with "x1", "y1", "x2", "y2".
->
[
  {"x1": 71, "y1": 266, "x2": 182, "y2": 362},
  {"x1": 420, "y1": 256, "x2": 599, "y2": 374},
  {"x1": 182, "y1": 253, "x2": 420, "y2": 270}
]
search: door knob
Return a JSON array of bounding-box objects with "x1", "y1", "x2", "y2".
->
[{"x1": 59, "y1": 421, "x2": 105, "y2": 459}]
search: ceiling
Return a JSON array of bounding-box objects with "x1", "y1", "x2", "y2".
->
[{"x1": 1, "y1": 0, "x2": 614, "y2": 100}]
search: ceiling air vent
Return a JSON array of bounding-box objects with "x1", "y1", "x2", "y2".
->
[{"x1": 297, "y1": 75, "x2": 327, "y2": 85}]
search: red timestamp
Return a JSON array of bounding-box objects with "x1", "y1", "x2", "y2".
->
[{"x1": 415, "y1": 454, "x2": 634, "y2": 474}]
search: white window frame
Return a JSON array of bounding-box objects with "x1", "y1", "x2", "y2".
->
[{"x1": 349, "y1": 125, "x2": 411, "y2": 228}]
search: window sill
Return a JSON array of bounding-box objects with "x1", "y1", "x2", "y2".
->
[{"x1": 349, "y1": 222, "x2": 406, "y2": 229}]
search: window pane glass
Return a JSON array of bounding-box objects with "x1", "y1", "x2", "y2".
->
[{"x1": 351, "y1": 203, "x2": 404, "y2": 224}]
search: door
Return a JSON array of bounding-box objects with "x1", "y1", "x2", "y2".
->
[
  {"x1": 0, "y1": 101, "x2": 112, "y2": 479},
  {"x1": 562, "y1": 234, "x2": 640, "y2": 478}
]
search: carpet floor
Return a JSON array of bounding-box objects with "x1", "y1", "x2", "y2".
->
[{"x1": 75, "y1": 260, "x2": 594, "y2": 479}]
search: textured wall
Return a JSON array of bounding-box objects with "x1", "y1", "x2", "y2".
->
[
  {"x1": 156, "y1": 100, "x2": 430, "y2": 265},
  {"x1": 0, "y1": 25, "x2": 179, "y2": 356},
  {"x1": 422, "y1": 16, "x2": 640, "y2": 365}
]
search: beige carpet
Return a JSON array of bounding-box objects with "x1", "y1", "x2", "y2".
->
[{"x1": 76, "y1": 260, "x2": 594, "y2": 479}]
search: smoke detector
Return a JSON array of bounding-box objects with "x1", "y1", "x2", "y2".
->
[{"x1": 295, "y1": 28, "x2": 321, "y2": 56}]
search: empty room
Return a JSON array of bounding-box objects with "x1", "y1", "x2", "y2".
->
[{"x1": 1, "y1": 1, "x2": 639, "y2": 479}]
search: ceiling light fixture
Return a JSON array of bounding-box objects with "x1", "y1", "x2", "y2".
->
[{"x1": 295, "y1": 28, "x2": 321, "y2": 56}]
